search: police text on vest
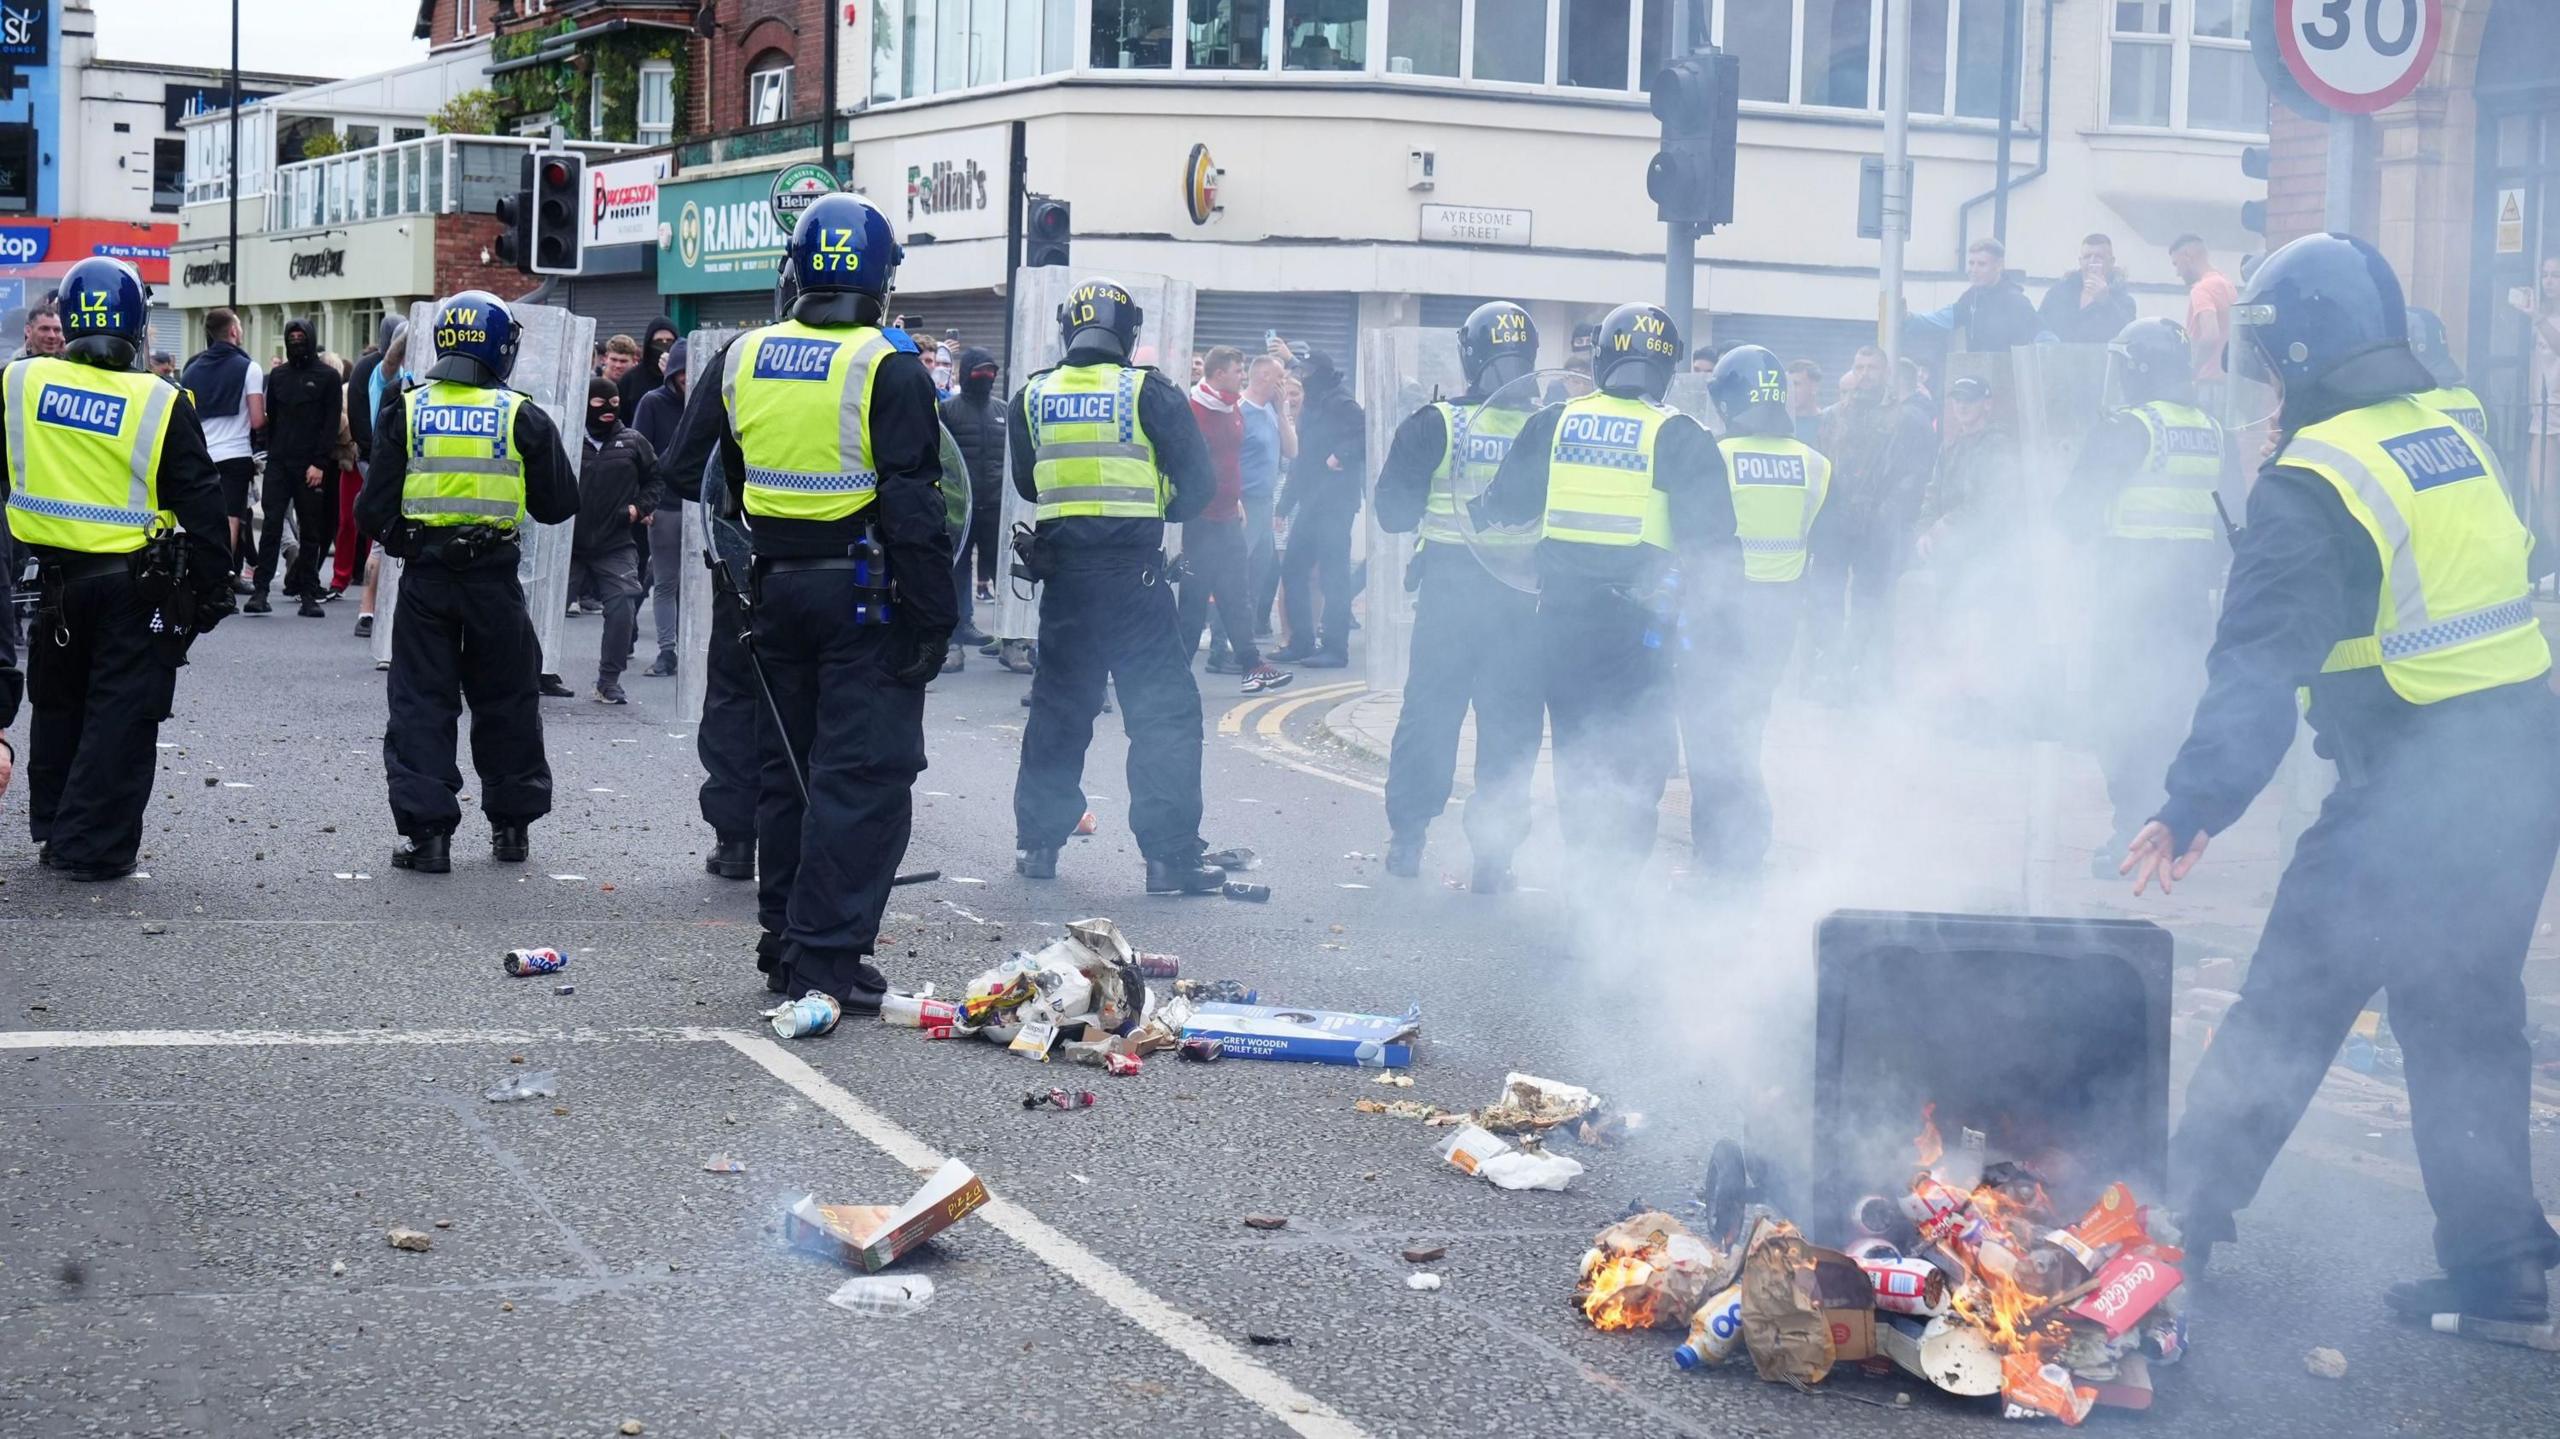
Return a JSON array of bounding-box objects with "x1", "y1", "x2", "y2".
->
[
  {"x1": 2386, "y1": 427, "x2": 2490, "y2": 493},
  {"x1": 754, "y1": 338, "x2": 841, "y2": 381},
  {"x1": 35, "y1": 387, "x2": 127, "y2": 437}
]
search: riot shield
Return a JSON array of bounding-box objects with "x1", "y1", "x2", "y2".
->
[
  {"x1": 994, "y1": 269, "x2": 1196, "y2": 644},
  {"x1": 1358, "y1": 328, "x2": 1465, "y2": 693},
  {"x1": 673, "y1": 326, "x2": 751, "y2": 724},
  {"x1": 1662, "y1": 370, "x2": 1718, "y2": 431},
  {"x1": 1457, "y1": 370, "x2": 1586, "y2": 596}
]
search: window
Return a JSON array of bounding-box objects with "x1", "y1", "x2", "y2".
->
[
  {"x1": 458, "y1": 0, "x2": 475, "y2": 37},
  {"x1": 1385, "y1": 0, "x2": 1455, "y2": 76},
  {"x1": 345, "y1": 123, "x2": 379, "y2": 150},
  {"x1": 1800, "y1": 0, "x2": 1871, "y2": 108},
  {"x1": 747, "y1": 52, "x2": 794, "y2": 123},
  {"x1": 1474, "y1": 0, "x2": 1546, "y2": 83},
  {"x1": 153, "y1": 138, "x2": 184, "y2": 212},
  {"x1": 638, "y1": 61, "x2": 675, "y2": 144},
  {"x1": 1282, "y1": 0, "x2": 1365, "y2": 70},
  {"x1": 1093, "y1": 0, "x2": 1175, "y2": 67},
  {"x1": 1008, "y1": 0, "x2": 1043, "y2": 76},
  {"x1": 2108, "y1": 0, "x2": 2262, "y2": 132},
  {"x1": 590, "y1": 75, "x2": 608, "y2": 138},
  {"x1": 1720, "y1": 0, "x2": 1791, "y2": 103},
  {"x1": 969, "y1": 0, "x2": 1006, "y2": 85},
  {"x1": 1195, "y1": 0, "x2": 1274, "y2": 71},
  {"x1": 939, "y1": 0, "x2": 969, "y2": 91},
  {"x1": 1561, "y1": 0, "x2": 1632, "y2": 90}
]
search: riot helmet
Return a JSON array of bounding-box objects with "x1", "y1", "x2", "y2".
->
[
  {"x1": 423, "y1": 290, "x2": 520, "y2": 387},
  {"x1": 2103, "y1": 317, "x2": 2196, "y2": 410},
  {"x1": 2406, "y1": 306, "x2": 2462, "y2": 388},
  {"x1": 1593, "y1": 302, "x2": 1682, "y2": 401},
  {"x1": 2231, "y1": 233, "x2": 2429, "y2": 421},
  {"x1": 1058, "y1": 278, "x2": 1144, "y2": 362},
  {"x1": 1706, "y1": 344, "x2": 1791, "y2": 437},
  {"x1": 1456, "y1": 301, "x2": 1538, "y2": 394},
  {"x1": 55, "y1": 257, "x2": 149, "y2": 371},
  {"x1": 785, "y1": 192, "x2": 901, "y2": 328}
]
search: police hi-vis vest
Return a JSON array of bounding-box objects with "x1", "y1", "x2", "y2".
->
[
  {"x1": 2108, "y1": 400, "x2": 2224, "y2": 541},
  {"x1": 2, "y1": 356, "x2": 180, "y2": 554},
  {"x1": 400, "y1": 381, "x2": 525, "y2": 529},
  {"x1": 1542, "y1": 392, "x2": 1672, "y2": 549},
  {"x1": 1027, "y1": 363, "x2": 1165, "y2": 520},
  {"x1": 1719, "y1": 435, "x2": 1831, "y2": 582},
  {"x1": 2284, "y1": 396, "x2": 2549, "y2": 704},
  {"x1": 2413, "y1": 385, "x2": 2489, "y2": 442},
  {"x1": 721, "y1": 319, "x2": 899, "y2": 522},
  {"x1": 1418, "y1": 399, "x2": 1529, "y2": 549}
]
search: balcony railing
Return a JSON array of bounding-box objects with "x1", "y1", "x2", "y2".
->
[{"x1": 262, "y1": 133, "x2": 638, "y2": 233}]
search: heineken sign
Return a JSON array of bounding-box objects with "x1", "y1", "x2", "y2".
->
[{"x1": 768, "y1": 163, "x2": 839, "y2": 234}]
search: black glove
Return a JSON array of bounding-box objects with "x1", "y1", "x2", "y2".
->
[{"x1": 887, "y1": 623, "x2": 954, "y2": 687}]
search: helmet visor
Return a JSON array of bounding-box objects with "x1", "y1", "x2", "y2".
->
[{"x1": 2223, "y1": 302, "x2": 2283, "y2": 433}]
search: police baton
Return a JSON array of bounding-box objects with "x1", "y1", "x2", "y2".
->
[
  {"x1": 704, "y1": 511, "x2": 814, "y2": 809},
  {"x1": 2212, "y1": 493, "x2": 2242, "y2": 550}
]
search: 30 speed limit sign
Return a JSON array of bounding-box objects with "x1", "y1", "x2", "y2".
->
[{"x1": 2275, "y1": 0, "x2": 2443, "y2": 114}]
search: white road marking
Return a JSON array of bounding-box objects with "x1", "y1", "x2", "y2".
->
[
  {"x1": 0, "y1": 1025, "x2": 728, "y2": 1051},
  {"x1": 722, "y1": 1032, "x2": 1372, "y2": 1439}
]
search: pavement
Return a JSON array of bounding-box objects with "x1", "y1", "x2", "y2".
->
[{"x1": 4, "y1": 602, "x2": 2560, "y2": 1438}]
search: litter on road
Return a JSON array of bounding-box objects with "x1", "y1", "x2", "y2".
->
[
  {"x1": 482, "y1": 1070, "x2": 558, "y2": 1103},
  {"x1": 1407, "y1": 1273, "x2": 1443, "y2": 1292},
  {"x1": 387, "y1": 1228, "x2": 432, "y2": 1252},
  {"x1": 1440, "y1": 1124, "x2": 1583, "y2": 1192},
  {"x1": 783, "y1": 1160, "x2": 988, "y2": 1273},
  {"x1": 702, "y1": 1155, "x2": 747, "y2": 1174},
  {"x1": 827, "y1": 1274, "x2": 937, "y2": 1317}
]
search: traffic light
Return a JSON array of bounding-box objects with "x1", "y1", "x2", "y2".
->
[
  {"x1": 1025, "y1": 195, "x2": 1071, "y2": 268},
  {"x1": 531, "y1": 151, "x2": 584, "y2": 276},
  {"x1": 2240, "y1": 144, "x2": 2269, "y2": 237},
  {"x1": 1647, "y1": 48, "x2": 1741, "y2": 230},
  {"x1": 494, "y1": 155, "x2": 531, "y2": 273}
]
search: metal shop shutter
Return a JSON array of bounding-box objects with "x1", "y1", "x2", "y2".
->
[
  {"x1": 564, "y1": 277, "x2": 667, "y2": 344},
  {"x1": 692, "y1": 289, "x2": 777, "y2": 330},
  {"x1": 1195, "y1": 290, "x2": 1359, "y2": 378},
  {"x1": 892, "y1": 289, "x2": 1012, "y2": 365}
]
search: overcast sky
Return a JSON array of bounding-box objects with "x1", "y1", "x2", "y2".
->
[{"x1": 92, "y1": 0, "x2": 430, "y2": 84}]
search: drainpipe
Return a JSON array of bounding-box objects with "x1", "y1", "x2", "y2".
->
[{"x1": 1956, "y1": 0, "x2": 2056, "y2": 259}]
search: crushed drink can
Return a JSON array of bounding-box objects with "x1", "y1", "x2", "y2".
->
[
  {"x1": 1136, "y1": 952, "x2": 1181, "y2": 980},
  {"x1": 1858, "y1": 1256, "x2": 1951, "y2": 1317},
  {"x1": 1221, "y1": 881, "x2": 1270, "y2": 902},
  {"x1": 766, "y1": 993, "x2": 842, "y2": 1040},
  {"x1": 503, "y1": 946, "x2": 567, "y2": 977},
  {"x1": 1104, "y1": 1052, "x2": 1143, "y2": 1076},
  {"x1": 1179, "y1": 1037, "x2": 1224, "y2": 1062}
]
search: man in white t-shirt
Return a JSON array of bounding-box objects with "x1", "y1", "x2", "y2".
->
[{"x1": 179, "y1": 307, "x2": 267, "y2": 577}]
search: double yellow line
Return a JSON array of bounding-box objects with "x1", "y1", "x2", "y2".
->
[{"x1": 1216, "y1": 680, "x2": 1379, "y2": 795}]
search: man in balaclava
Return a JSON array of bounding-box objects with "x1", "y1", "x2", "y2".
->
[
  {"x1": 246, "y1": 317, "x2": 346, "y2": 618},
  {"x1": 938, "y1": 346, "x2": 1004, "y2": 652}
]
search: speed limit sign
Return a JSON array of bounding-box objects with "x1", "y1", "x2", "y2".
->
[{"x1": 2275, "y1": 0, "x2": 2443, "y2": 114}]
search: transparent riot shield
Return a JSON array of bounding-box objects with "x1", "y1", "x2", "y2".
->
[
  {"x1": 994, "y1": 270, "x2": 1196, "y2": 644},
  {"x1": 1662, "y1": 370, "x2": 1718, "y2": 431},
  {"x1": 1457, "y1": 370, "x2": 1588, "y2": 597},
  {"x1": 673, "y1": 326, "x2": 751, "y2": 725},
  {"x1": 1359, "y1": 328, "x2": 1466, "y2": 693}
]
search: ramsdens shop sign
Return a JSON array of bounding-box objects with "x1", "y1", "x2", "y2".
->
[{"x1": 660, "y1": 168, "x2": 807, "y2": 294}]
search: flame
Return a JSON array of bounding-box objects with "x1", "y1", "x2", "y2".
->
[
  {"x1": 1910, "y1": 1103, "x2": 2067, "y2": 1363},
  {"x1": 1580, "y1": 1254, "x2": 1664, "y2": 1332},
  {"x1": 1913, "y1": 1101, "x2": 1943, "y2": 1170}
]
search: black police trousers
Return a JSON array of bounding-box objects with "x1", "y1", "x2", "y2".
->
[
  {"x1": 1538, "y1": 581, "x2": 1674, "y2": 877},
  {"x1": 1014, "y1": 560, "x2": 1206, "y2": 863},
  {"x1": 382, "y1": 557, "x2": 553, "y2": 838},
  {"x1": 1677, "y1": 582, "x2": 1802, "y2": 884},
  {"x1": 698, "y1": 583, "x2": 762, "y2": 846},
  {"x1": 1385, "y1": 545, "x2": 1541, "y2": 863},
  {"x1": 753, "y1": 564, "x2": 925, "y2": 998},
  {"x1": 26, "y1": 563, "x2": 177, "y2": 869},
  {"x1": 2171, "y1": 687, "x2": 2560, "y2": 1273}
]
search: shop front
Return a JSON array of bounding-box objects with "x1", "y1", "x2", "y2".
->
[{"x1": 168, "y1": 216, "x2": 435, "y2": 365}]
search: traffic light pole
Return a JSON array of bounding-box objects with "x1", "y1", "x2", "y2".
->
[
  {"x1": 1879, "y1": 0, "x2": 1913, "y2": 373},
  {"x1": 1664, "y1": 2, "x2": 1695, "y2": 345}
]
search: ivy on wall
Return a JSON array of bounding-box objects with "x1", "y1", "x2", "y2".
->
[{"x1": 491, "y1": 22, "x2": 691, "y2": 146}]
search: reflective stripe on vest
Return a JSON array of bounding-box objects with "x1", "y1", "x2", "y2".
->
[
  {"x1": 1, "y1": 356, "x2": 179, "y2": 554},
  {"x1": 402, "y1": 381, "x2": 526, "y2": 528},
  {"x1": 2109, "y1": 400, "x2": 2223, "y2": 541},
  {"x1": 722, "y1": 320, "x2": 894, "y2": 521},
  {"x1": 1419, "y1": 399, "x2": 1530, "y2": 550},
  {"x1": 2284, "y1": 396, "x2": 2549, "y2": 704},
  {"x1": 1542, "y1": 392, "x2": 1672, "y2": 550},
  {"x1": 1028, "y1": 363, "x2": 1164, "y2": 520},
  {"x1": 1720, "y1": 434, "x2": 1831, "y2": 583},
  {"x1": 2414, "y1": 386, "x2": 2490, "y2": 443}
]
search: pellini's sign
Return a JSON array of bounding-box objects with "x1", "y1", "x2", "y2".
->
[
  {"x1": 883, "y1": 125, "x2": 1007, "y2": 243},
  {"x1": 659, "y1": 168, "x2": 798, "y2": 294}
]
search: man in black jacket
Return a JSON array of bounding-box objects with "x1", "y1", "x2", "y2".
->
[
  {"x1": 940, "y1": 346, "x2": 1004, "y2": 649},
  {"x1": 1911, "y1": 237, "x2": 2040, "y2": 354},
  {"x1": 570, "y1": 378, "x2": 661, "y2": 704},
  {"x1": 1272, "y1": 350, "x2": 1364, "y2": 667},
  {"x1": 248, "y1": 317, "x2": 344, "y2": 617},
  {"x1": 632, "y1": 340, "x2": 690, "y2": 678},
  {"x1": 1807, "y1": 346, "x2": 1936, "y2": 698}
]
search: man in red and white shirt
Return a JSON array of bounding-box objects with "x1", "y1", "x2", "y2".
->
[{"x1": 1178, "y1": 346, "x2": 1290, "y2": 694}]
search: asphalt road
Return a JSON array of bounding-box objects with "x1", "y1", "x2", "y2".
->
[{"x1": 4, "y1": 603, "x2": 2558, "y2": 1438}]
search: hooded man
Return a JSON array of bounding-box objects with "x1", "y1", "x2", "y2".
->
[
  {"x1": 618, "y1": 317, "x2": 678, "y2": 417},
  {"x1": 633, "y1": 338, "x2": 691, "y2": 677},
  {"x1": 570, "y1": 376, "x2": 662, "y2": 704},
  {"x1": 939, "y1": 345, "x2": 1004, "y2": 649},
  {"x1": 249, "y1": 317, "x2": 346, "y2": 618},
  {"x1": 1270, "y1": 349, "x2": 1365, "y2": 668}
]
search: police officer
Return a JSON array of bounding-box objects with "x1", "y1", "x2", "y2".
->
[
  {"x1": 1684, "y1": 344, "x2": 1829, "y2": 892},
  {"x1": 2122, "y1": 234, "x2": 2560, "y2": 1323},
  {"x1": 2061, "y1": 316, "x2": 2232, "y2": 872},
  {"x1": 358, "y1": 290, "x2": 576, "y2": 873},
  {"x1": 2406, "y1": 307, "x2": 2489, "y2": 439},
  {"x1": 0, "y1": 257, "x2": 228, "y2": 880},
  {"x1": 1371, "y1": 300, "x2": 1545, "y2": 893},
  {"x1": 1482, "y1": 303, "x2": 1733, "y2": 888},
  {"x1": 1010, "y1": 279, "x2": 1227, "y2": 894},
  {"x1": 681, "y1": 194, "x2": 954, "y2": 1011}
]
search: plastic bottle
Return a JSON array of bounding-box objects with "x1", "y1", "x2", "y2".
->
[
  {"x1": 826, "y1": 1274, "x2": 936, "y2": 1317},
  {"x1": 1672, "y1": 1284, "x2": 1746, "y2": 1369},
  {"x1": 767, "y1": 993, "x2": 842, "y2": 1039},
  {"x1": 483, "y1": 1070, "x2": 559, "y2": 1104}
]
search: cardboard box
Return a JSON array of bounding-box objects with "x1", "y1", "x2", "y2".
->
[
  {"x1": 784, "y1": 1159, "x2": 990, "y2": 1272},
  {"x1": 1178, "y1": 1002, "x2": 1420, "y2": 1067}
]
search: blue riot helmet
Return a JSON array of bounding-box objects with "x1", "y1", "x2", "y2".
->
[
  {"x1": 2406, "y1": 306, "x2": 2462, "y2": 388},
  {"x1": 786, "y1": 192, "x2": 901, "y2": 328},
  {"x1": 1707, "y1": 344, "x2": 1791, "y2": 438},
  {"x1": 424, "y1": 290, "x2": 521, "y2": 387},
  {"x1": 1593, "y1": 302, "x2": 1682, "y2": 401},
  {"x1": 2103, "y1": 317, "x2": 2196, "y2": 410},
  {"x1": 1058, "y1": 277, "x2": 1143, "y2": 362},
  {"x1": 56, "y1": 257, "x2": 149, "y2": 371},
  {"x1": 2231, "y1": 234, "x2": 2425, "y2": 422},
  {"x1": 1456, "y1": 301, "x2": 1538, "y2": 394}
]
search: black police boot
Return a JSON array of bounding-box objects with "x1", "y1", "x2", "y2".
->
[
  {"x1": 2386, "y1": 1261, "x2": 2550, "y2": 1324},
  {"x1": 297, "y1": 596, "x2": 326, "y2": 619},
  {"x1": 1146, "y1": 855, "x2": 1227, "y2": 895},
  {"x1": 391, "y1": 833, "x2": 451, "y2": 874},
  {"x1": 757, "y1": 930, "x2": 790, "y2": 994},
  {"x1": 242, "y1": 593, "x2": 272, "y2": 615},
  {"x1": 706, "y1": 837, "x2": 755, "y2": 880},
  {"x1": 491, "y1": 825, "x2": 530, "y2": 863},
  {"x1": 1385, "y1": 835, "x2": 1424, "y2": 879},
  {"x1": 538, "y1": 674, "x2": 575, "y2": 698},
  {"x1": 1016, "y1": 847, "x2": 1059, "y2": 879},
  {"x1": 1470, "y1": 858, "x2": 1517, "y2": 894},
  {"x1": 64, "y1": 858, "x2": 138, "y2": 883}
]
